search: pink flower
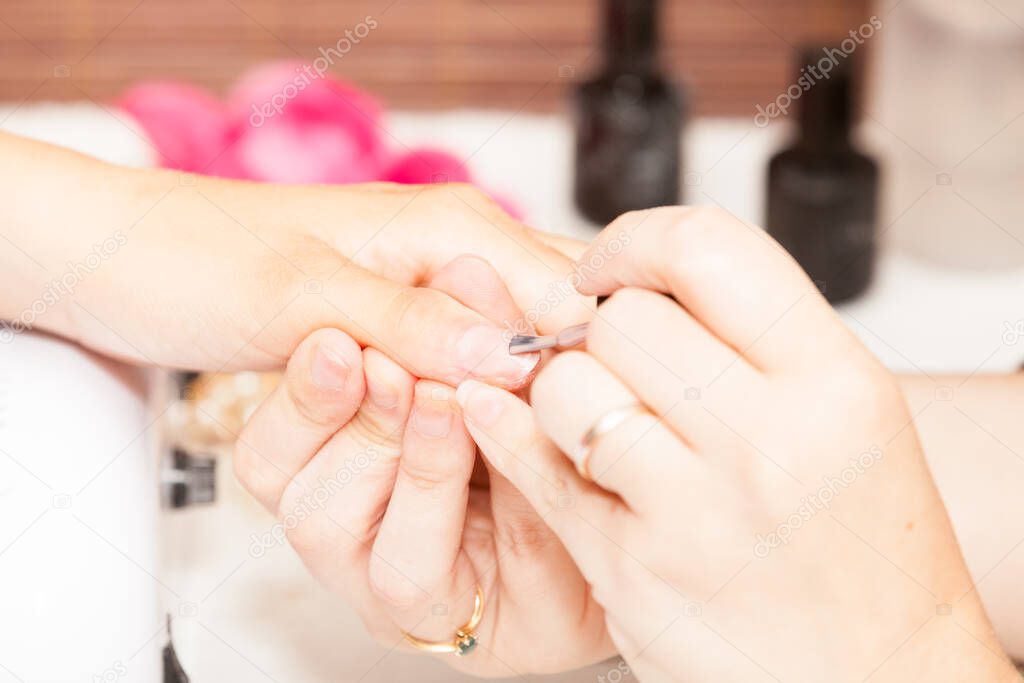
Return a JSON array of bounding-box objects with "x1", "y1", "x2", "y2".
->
[
  {"x1": 382, "y1": 149, "x2": 522, "y2": 218},
  {"x1": 226, "y1": 61, "x2": 388, "y2": 184},
  {"x1": 117, "y1": 82, "x2": 233, "y2": 173},
  {"x1": 382, "y1": 148, "x2": 473, "y2": 185},
  {"x1": 116, "y1": 61, "x2": 522, "y2": 217}
]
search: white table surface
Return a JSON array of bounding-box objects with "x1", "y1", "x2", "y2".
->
[{"x1": 1, "y1": 102, "x2": 1022, "y2": 683}]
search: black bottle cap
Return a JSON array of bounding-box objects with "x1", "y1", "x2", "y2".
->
[
  {"x1": 603, "y1": 0, "x2": 659, "y2": 73},
  {"x1": 796, "y1": 47, "x2": 857, "y2": 151}
]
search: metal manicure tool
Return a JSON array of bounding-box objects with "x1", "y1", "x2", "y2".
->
[{"x1": 508, "y1": 323, "x2": 589, "y2": 355}]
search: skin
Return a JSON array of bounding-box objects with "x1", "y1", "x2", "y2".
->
[
  {"x1": 235, "y1": 256, "x2": 612, "y2": 677},
  {"x1": 0, "y1": 131, "x2": 590, "y2": 389},
  {"x1": 897, "y1": 373, "x2": 1024, "y2": 661},
  {"x1": 3, "y1": 129, "x2": 1019, "y2": 677},
  {"x1": 238, "y1": 207, "x2": 1021, "y2": 681},
  {"x1": 459, "y1": 207, "x2": 1019, "y2": 682}
]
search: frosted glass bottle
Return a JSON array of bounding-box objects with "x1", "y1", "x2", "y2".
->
[{"x1": 871, "y1": 0, "x2": 1024, "y2": 268}]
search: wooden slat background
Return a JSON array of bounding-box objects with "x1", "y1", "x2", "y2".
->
[{"x1": 0, "y1": 0, "x2": 871, "y2": 115}]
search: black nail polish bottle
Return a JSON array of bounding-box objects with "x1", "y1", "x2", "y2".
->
[
  {"x1": 766, "y1": 50, "x2": 879, "y2": 304},
  {"x1": 572, "y1": 0, "x2": 685, "y2": 226}
]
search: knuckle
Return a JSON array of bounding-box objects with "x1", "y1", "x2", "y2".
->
[
  {"x1": 367, "y1": 560, "x2": 429, "y2": 609},
  {"x1": 608, "y1": 208, "x2": 657, "y2": 233},
  {"x1": 445, "y1": 182, "x2": 492, "y2": 209},
  {"x1": 350, "y1": 409, "x2": 405, "y2": 450},
  {"x1": 442, "y1": 183, "x2": 521, "y2": 228},
  {"x1": 597, "y1": 287, "x2": 657, "y2": 327},
  {"x1": 232, "y1": 439, "x2": 279, "y2": 508},
  {"x1": 662, "y1": 206, "x2": 722, "y2": 251},
  {"x1": 590, "y1": 288, "x2": 675, "y2": 360},
  {"x1": 384, "y1": 288, "x2": 458, "y2": 353},
  {"x1": 535, "y1": 466, "x2": 576, "y2": 514},
  {"x1": 283, "y1": 518, "x2": 322, "y2": 557},
  {"x1": 385, "y1": 287, "x2": 427, "y2": 336},
  {"x1": 279, "y1": 489, "x2": 364, "y2": 557},
  {"x1": 494, "y1": 518, "x2": 555, "y2": 558},
  {"x1": 398, "y1": 453, "x2": 467, "y2": 494},
  {"x1": 832, "y1": 367, "x2": 905, "y2": 423}
]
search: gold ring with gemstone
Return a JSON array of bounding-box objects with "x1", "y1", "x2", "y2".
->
[
  {"x1": 576, "y1": 403, "x2": 648, "y2": 483},
  {"x1": 402, "y1": 586, "x2": 484, "y2": 656}
]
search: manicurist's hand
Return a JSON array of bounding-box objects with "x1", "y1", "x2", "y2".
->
[
  {"x1": 234, "y1": 255, "x2": 613, "y2": 677},
  {"x1": 0, "y1": 132, "x2": 589, "y2": 388},
  {"x1": 457, "y1": 207, "x2": 1020, "y2": 682}
]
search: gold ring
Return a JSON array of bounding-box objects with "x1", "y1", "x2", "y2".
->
[
  {"x1": 575, "y1": 403, "x2": 648, "y2": 482},
  {"x1": 402, "y1": 586, "x2": 484, "y2": 656}
]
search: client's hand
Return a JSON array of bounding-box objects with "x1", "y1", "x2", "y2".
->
[
  {"x1": 1, "y1": 133, "x2": 590, "y2": 388},
  {"x1": 457, "y1": 208, "x2": 1018, "y2": 682},
  {"x1": 234, "y1": 255, "x2": 613, "y2": 677}
]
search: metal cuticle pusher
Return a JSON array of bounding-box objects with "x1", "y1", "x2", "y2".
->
[{"x1": 508, "y1": 323, "x2": 589, "y2": 355}]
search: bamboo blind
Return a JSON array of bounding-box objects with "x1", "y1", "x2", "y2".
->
[{"x1": 0, "y1": 0, "x2": 872, "y2": 114}]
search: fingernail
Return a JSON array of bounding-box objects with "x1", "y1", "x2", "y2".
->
[
  {"x1": 411, "y1": 390, "x2": 452, "y2": 439},
  {"x1": 456, "y1": 380, "x2": 504, "y2": 427},
  {"x1": 366, "y1": 374, "x2": 399, "y2": 410},
  {"x1": 311, "y1": 341, "x2": 351, "y2": 391},
  {"x1": 456, "y1": 325, "x2": 539, "y2": 384}
]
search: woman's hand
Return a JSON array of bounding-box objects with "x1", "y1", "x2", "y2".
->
[
  {"x1": 0, "y1": 132, "x2": 589, "y2": 389},
  {"x1": 457, "y1": 207, "x2": 1019, "y2": 682},
  {"x1": 233, "y1": 255, "x2": 613, "y2": 677}
]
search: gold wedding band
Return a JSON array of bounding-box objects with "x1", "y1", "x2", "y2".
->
[
  {"x1": 402, "y1": 586, "x2": 485, "y2": 656},
  {"x1": 576, "y1": 403, "x2": 649, "y2": 482}
]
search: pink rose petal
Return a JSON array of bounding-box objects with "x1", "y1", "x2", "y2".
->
[
  {"x1": 382, "y1": 148, "x2": 473, "y2": 185},
  {"x1": 117, "y1": 82, "x2": 232, "y2": 172}
]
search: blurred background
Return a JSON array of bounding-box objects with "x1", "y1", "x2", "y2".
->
[
  {"x1": 0, "y1": 1, "x2": 869, "y2": 112},
  {"x1": 2, "y1": 1, "x2": 1024, "y2": 682}
]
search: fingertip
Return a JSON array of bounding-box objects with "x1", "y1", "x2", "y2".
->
[
  {"x1": 455, "y1": 379, "x2": 507, "y2": 428},
  {"x1": 453, "y1": 379, "x2": 480, "y2": 409},
  {"x1": 455, "y1": 324, "x2": 539, "y2": 388},
  {"x1": 286, "y1": 328, "x2": 365, "y2": 424},
  {"x1": 409, "y1": 380, "x2": 457, "y2": 440},
  {"x1": 456, "y1": 380, "x2": 538, "y2": 482},
  {"x1": 362, "y1": 348, "x2": 414, "y2": 413},
  {"x1": 305, "y1": 328, "x2": 364, "y2": 389}
]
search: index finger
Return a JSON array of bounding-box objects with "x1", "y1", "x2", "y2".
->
[
  {"x1": 413, "y1": 187, "x2": 595, "y2": 335},
  {"x1": 278, "y1": 259, "x2": 540, "y2": 391},
  {"x1": 574, "y1": 207, "x2": 864, "y2": 370}
]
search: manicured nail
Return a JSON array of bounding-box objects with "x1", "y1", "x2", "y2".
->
[
  {"x1": 411, "y1": 390, "x2": 453, "y2": 438},
  {"x1": 456, "y1": 380, "x2": 504, "y2": 427},
  {"x1": 311, "y1": 340, "x2": 351, "y2": 391},
  {"x1": 456, "y1": 325, "x2": 539, "y2": 385}
]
